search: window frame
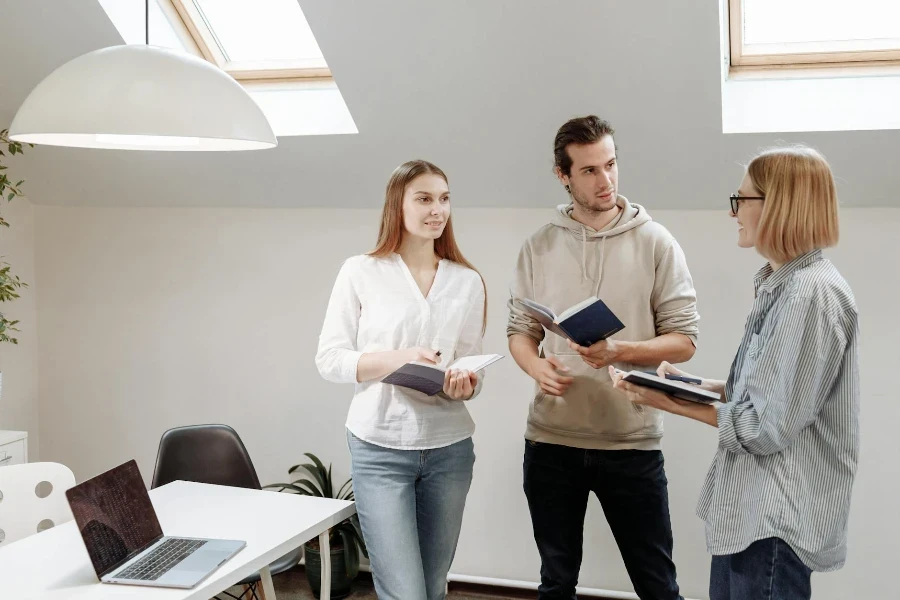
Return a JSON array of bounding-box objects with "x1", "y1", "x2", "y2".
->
[
  {"x1": 728, "y1": 0, "x2": 900, "y2": 71},
  {"x1": 164, "y1": 0, "x2": 332, "y2": 82}
]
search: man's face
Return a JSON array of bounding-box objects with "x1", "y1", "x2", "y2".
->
[{"x1": 557, "y1": 136, "x2": 618, "y2": 213}]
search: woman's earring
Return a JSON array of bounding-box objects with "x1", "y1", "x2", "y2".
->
[{"x1": 565, "y1": 185, "x2": 570, "y2": 193}]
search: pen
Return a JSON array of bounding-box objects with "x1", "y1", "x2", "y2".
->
[{"x1": 641, "y1": 371, "x2": 702, "y2": 385}]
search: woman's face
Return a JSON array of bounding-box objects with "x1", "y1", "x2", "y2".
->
[
  {"x1": 402, "y1": 173, "x2": 450, "y2": 241},
  {"x1": 732, "y1": 172, "x2": 765, "y2": 251}
]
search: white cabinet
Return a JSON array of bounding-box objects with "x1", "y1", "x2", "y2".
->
[{"x1": 0, "y1": 431, "x2": 28, "y2": 467}]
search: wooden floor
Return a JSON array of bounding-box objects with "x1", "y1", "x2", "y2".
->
[{"x1": 225, "y1": 566, "x2": 546, "y2": 599}]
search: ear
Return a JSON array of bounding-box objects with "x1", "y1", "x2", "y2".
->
[{"x1": 554, "y1": 166, "x2": 570, "y2": 192}]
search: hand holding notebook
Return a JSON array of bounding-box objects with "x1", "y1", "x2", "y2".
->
[
  {"x1": 520, "y1": 296, "x2": 625, "y2": 347},
  {"x1": 617, "y1": 369, "x2": 721, "y2": 404},
  {"x1": 382, "y1": 353, "x2": 504, "y2": 396}
]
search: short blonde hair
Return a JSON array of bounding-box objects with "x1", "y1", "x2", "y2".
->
[{"x1": 747, "y1": 145, "x2": 839, "y2": 265}]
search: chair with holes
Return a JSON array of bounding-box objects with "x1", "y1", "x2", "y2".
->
[{"x1": 0, "y1": 462, "x2": 77, "y2": 546}]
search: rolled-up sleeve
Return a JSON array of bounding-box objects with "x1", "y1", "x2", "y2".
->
[
  {"x1": 506, "y1": 241, "x2": 545, "y2": 344},
  {"x1": 651, "y1": 239, "x2": 700, "y2": 345},
  {"x1": 315, "y1": 259, "x2": 363, "y2": 383},
  {"x1": 718, "y1": 296, "x2": 845, "y2": 455},
  {"x1": 451, "y1": 277, "x2": 487, "y2": 400}
]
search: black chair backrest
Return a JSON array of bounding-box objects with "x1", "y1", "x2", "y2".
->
[{"x1": 150, "y1": 424, "x2": 261, "y2": 490}]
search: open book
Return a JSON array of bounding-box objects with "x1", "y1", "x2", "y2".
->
[
  {"x1": 621, "y1": 370, "x2": 721, "y2": 404},
  {"x1": 520, "y1": 297, "x2": 625, "y2": 347},
  {"x1": 382, "y1": 354, "x2": 504, "y2": 396}
]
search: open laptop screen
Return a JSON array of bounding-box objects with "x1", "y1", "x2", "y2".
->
[{"x1": 66, "y1": 459, "x2": 164, "y2": 577}]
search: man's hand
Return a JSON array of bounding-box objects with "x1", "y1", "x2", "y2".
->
[
  {"x1": 529, "y1": 356, "x2": 574, "y2": 396},
  {"x1": 568, "y1": 338, "x2": 621, "y2": 369}
]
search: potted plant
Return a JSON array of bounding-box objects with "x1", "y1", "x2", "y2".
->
[
  {"x1": 265, "y1": 453, "x2": 366, "y2": 599},
  {"x1": 0, "y1": 129, "x2": 30, "y2": 349}
]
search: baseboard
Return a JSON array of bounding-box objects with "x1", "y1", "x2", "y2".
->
[{"x1": 294, "y1": 562, "x2": 639, "y2": 599}]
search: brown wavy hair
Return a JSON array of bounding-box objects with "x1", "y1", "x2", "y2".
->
[{"x1": 369, "y1": 160, "x2": 487, "y2": 332}]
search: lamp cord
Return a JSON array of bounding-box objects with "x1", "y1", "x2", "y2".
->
[{"x1": 145, "y1": 0, "x2": 149, "y2": 45}]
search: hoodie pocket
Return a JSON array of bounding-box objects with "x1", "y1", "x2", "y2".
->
[{"x1": 529, "y1": 353, "x2": 650, "y2": 439}]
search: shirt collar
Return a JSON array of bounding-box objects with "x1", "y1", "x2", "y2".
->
[{"x1": 753, "y1": 249, "x2": 823, "y2": 295}]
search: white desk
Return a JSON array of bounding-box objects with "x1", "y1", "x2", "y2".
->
[{"x1": 0, "y1": 480, "x2": 356, "y2": 600}]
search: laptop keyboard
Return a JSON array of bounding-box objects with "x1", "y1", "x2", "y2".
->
[{"x1": 116, "y1": 538, "x2": 208, "y2": 581}]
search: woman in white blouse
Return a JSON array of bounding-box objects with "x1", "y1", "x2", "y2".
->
[{"x1": 316, "y1": 160, "x2": 487, "y2": 600}]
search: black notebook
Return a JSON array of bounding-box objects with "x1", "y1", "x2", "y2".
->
[
  {"x1": 520, "y1": 297, "x2": 625, "y2": 347},
  {"x1": 621, "y1": 370, "x2": 721, "y2": 404},
  {"x1": 382, "y1": 354, "x2": 504, "y2": 396}
]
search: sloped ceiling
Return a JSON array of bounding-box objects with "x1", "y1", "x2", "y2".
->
[{"x1": 1, "y1": 0, "x2": 897, "y2": 208}]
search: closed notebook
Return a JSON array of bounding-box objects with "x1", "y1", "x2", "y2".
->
[
  {"x1": 520, "y1": 297, "x2": 625, "y2": 347},
  {"x1": 621, "y1": 370, "x2": 721, "y2": 404},
  {"x1": 382, "y1": 354, "x2": 504, "y2": 396}
]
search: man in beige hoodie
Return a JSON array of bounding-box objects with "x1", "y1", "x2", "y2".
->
[{"x1": 507, "y1": 116, "x2": 698, "y2": 600}]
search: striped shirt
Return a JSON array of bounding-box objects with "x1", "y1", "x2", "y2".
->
[{"x1": 696, "y1": 250, "x2": 860, "y2": 572}]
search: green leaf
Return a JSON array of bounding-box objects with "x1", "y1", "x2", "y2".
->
[
  {"x1": 303, "y1": 453, "x2": 332, "y2": 497},
  {"x1": 288, "y1": 478, "x2": 323, "y2": 496},
  {"x1": 262, "y1": 482, "x2": 312, "y2": 495},
  {"x1": 336, "y1": 477, "x2": 353, "y2": 500},
  {"x1": 295, "y1": 463, "x2": 327, "y2": 495}
]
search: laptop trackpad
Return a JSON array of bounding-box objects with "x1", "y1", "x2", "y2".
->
[{"x1": 178, "y1": 546, "x2": 234, "y2": 572}]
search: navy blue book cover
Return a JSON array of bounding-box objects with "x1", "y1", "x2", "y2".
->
[{"x1": 556, "y1": 299, "x2": 625, "y2": 346}]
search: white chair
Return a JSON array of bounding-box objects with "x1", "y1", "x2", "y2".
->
[{"x1": 0, "y1": 462, "x2": 76, "y2": 546}]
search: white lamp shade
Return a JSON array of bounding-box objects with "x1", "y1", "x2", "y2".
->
[{"x1": 8, "y1": 45, "x2": 277, "y2": 151}]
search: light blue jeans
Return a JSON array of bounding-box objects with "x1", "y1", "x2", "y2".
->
[{"x1": 347, "y1": 431, "x2": 475, "y2": 600}]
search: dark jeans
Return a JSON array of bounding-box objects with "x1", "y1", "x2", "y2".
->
[
  {"x1": 710, "y1": 538, "x2": 812, "y2": 600},
  {"x1": 523, "y1": 440, "x2": 682, "y2": 600}
]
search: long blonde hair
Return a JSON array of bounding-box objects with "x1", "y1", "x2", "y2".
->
[
  {"x1": 369, "y1": 160, "x2": 487, "y2": 332},
  {"x1": 748, "y1": 145, "x2": 840, "y2": 265}
]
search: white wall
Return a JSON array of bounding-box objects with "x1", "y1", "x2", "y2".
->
[
  {"x1": 0, "y1": 196, "x2": 39, "y2": 459},
  {"x1": 33, "y1": 204, "x2": 896, "y2": 599}
]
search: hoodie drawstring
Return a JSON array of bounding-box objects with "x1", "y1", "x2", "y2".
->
[
  {"x1": 580, "y1": 225, "x2": 587, "y2": 282},
  {"x1": 580, "y1": 224, "x2": 606, "y2": 297},
  {"x1": 596, "y1": 236, "x2": 606, "y2": 297}
]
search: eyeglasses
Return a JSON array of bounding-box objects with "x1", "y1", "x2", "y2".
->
[{"x1": 729, "y1": 193, "x2": 765, "y2": 214}]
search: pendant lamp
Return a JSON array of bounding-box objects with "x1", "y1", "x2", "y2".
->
[{"x1": 7, "y1": 0, "x2": 276, "y2": 151}]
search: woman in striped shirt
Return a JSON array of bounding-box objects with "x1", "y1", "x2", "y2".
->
[
  {"x1": 610, "y1": 146, "x2": 859, "y2": 600},
  {"x1": 316, "y1": 160, "x2": 487, "y2": 600}
]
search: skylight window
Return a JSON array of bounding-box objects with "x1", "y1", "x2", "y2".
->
[
  {"x1": 170, "y1": 0, "x2": 330, "y2": 80},
  {"x1": 730, "y1": 0, "x2": 900, "y2": 67}
]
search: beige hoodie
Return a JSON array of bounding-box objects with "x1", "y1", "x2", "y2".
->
[{"x1": 507, "y1": 197, "x2": 699, "y2": 450}]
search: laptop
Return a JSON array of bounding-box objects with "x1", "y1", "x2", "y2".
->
[{"x1": 65, "y1": 459, "x2": 246, "y2": 589}]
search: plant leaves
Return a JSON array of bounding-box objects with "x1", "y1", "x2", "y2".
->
[
  {"x1": 261, "y1": 482, "x2": 312, "y2": 495},
  {"x1": 336, "y1": 477, "x2": 353, "y2": 500},
  {"x1": 304, "y1": 453, "x2": 332, "y2": 496},
  {"x1": 295, "y1": 463, "x2": 327, "y2": 495},
  {"x1": 287, "y1": 478, "x2": 323, "y2": 497}
]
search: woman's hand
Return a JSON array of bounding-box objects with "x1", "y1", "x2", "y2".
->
[
  {"x1": 608, "y1": 366, "x2": 689, "y2": 414},
  {"x1": 398, "y1": 347, "x2": 440, "y2": 369},
  {"x1": 443, "y1": 369, "x2": 478, "y2": 400},
  {"x1": 609, "y1": 366, "x2": 720, "y2": 427},
  {"x1": 657, "y1": 361, "x2": 726, "y2": 396}
]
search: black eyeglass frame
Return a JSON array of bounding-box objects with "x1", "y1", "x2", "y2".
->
[{"x1": 729, "y1": 193, "x2": 765, "y2": 214}]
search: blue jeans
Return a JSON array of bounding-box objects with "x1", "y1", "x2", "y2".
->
[
  {"x1": 710, "y1": 537, "x2": 812, "y2": 600},
  {"x1": 523, "y1": 440, "x2": 682, "y2": 600},
  {"x1": 347, "y1": 431, "x2": 475, "y2": 600}
]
